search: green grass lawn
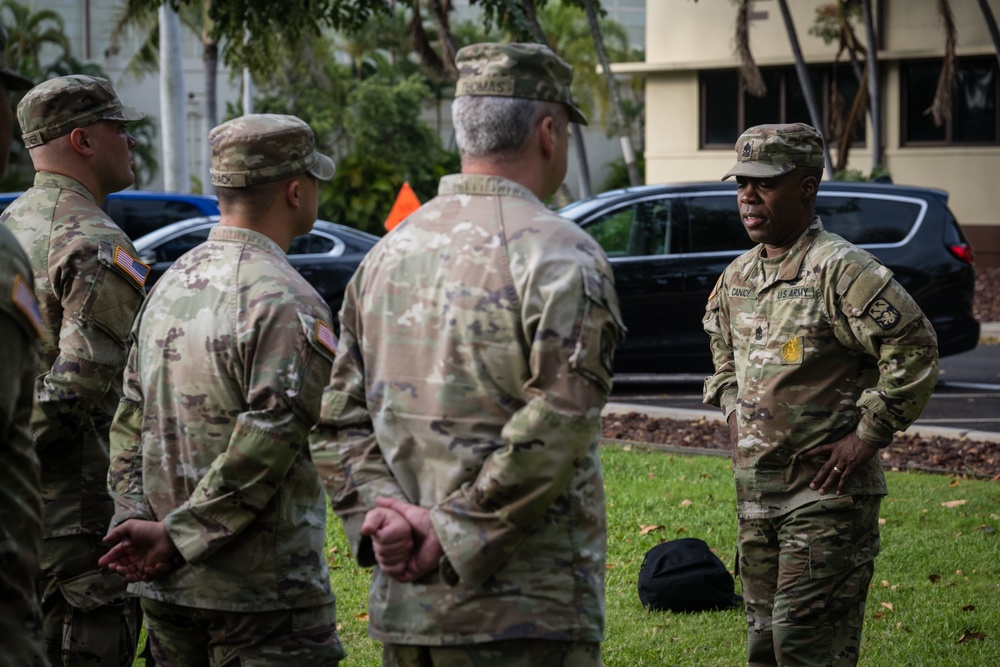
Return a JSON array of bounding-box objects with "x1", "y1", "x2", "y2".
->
[{"x1": 135, "y1": 443, "x2": 1000, "y2": 665}]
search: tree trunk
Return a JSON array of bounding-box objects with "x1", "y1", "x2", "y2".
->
[
  {"x1": 584, "y1": 0, "x2": 640, "y2": 187},
  {"x1": 202, "y1": 38, "x2": 218, "y2": 194},
  {"x1": 524, "y1": 0, "x2": 591, "y2": 198},
  {"x1": 861, "y1": 0, "x2": 883, "y2": 171},
  {"x1": 979, "y1": 0, "x2": 1000, "y2": 70},
  {"x1": 776, "y1": 0, "x2": 835, "y2": 176},
  {"x1": 159, "y1": 5, "x2": 189, "y2": 193}
]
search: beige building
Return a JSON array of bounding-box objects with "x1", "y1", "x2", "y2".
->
[{"x1": 618, "y1": 0, "x2": 1000, "y2": 266}]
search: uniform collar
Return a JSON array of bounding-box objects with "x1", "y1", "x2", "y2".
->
[
  {"x1": 208, "y1": 224, "x2": 286, "y2": 257},
  {"x1": 438, "y1": 174, "x2": 541, "y2": 203},
  {"x1": 33, "y1": 171, "x2": 97, "y2": 204},
  {"x1": 742, "y1": 217, "x2": 825, "y2": 284}
]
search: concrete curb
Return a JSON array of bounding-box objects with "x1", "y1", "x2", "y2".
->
[
  {"x1": 981, "y1": 321, "x2": 1000, "y2": 343},
  {"x1": 602, "y1": 402, "x2": 1000, "y2": 445}
]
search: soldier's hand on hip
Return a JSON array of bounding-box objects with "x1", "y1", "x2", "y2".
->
[{"x1": 804, "y1": 432, "x2": 879, "y2": 496}]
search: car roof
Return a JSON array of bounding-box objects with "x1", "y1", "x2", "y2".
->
[
  {"x1": 133, "y1": 215, "x2": 380, "y2": 251},
  {"x1": 558, "y1": 180, "x2": 951, "y2": 218}
]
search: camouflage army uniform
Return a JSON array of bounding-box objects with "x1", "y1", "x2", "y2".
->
[
  {"x1": 312, "y1": 172, "x2": 625, "y2": 651},
  {"x1": 108, "y1": 114, "x2": 345, "y2": 666},
  {"x1": 2, "y1": 171, "x2": 145, "y2": 666},
  {"x1": 703, "y1": 218, "x2": 938, "y2": 665},
  {"x1": 0, "y1": 226, "x2": 46, "y2": 667}
]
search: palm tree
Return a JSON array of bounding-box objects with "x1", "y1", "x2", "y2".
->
[
  {"x1": 979, "y1": 0, "x2": 1000, "y2": 69},
  {"x1": 0, "y1": 0, "x2": 69, "y2": 80},
  {"x1": 111, "y1": 0, "x2": 219, "y2": 192},
  {"x1": 582, "y1": 0, "x2": 639, "y2": 186}
]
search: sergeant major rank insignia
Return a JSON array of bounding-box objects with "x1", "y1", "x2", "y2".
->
[
  {"x1": 742, "y1": 141, "x2": 752, "y2": 158},
  {"x1": 867, "y1": 298, "x2": 901, "y2": 330}
]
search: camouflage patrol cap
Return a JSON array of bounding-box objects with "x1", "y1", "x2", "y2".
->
[
  {"x1": 17, "y1": 75, "x2": 145, "y2": 148},
  {"x1": 722, "y1": 122, "x2": 825, "y2": 180},
  {"x1": 210, "y1": 114, "x2": 335, "y2": 188},
  {"x1": 0, "y1": 20, "x2": 33, "y2": 90},
  {"x1": 455, "y1": 42, "x2": 588, "y2": 125}
]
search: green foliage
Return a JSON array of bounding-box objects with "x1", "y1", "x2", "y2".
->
[
  {"x1": 321, "y1": 446, "x2": 1000, "y2": 666},
  {"x1": 601, "y1": 149, "x2": 645, "y2": 192},
  {"x1": 833, "y1": 164, "x2": 892, "y2": 182}
]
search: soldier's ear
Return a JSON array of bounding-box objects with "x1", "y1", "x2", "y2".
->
[
  {"x1": 68, "y1": 127, "x2": 92, "y2": 156},
  {"x1": 285, "y1": 176, "x2": 301, "y2": 209}
]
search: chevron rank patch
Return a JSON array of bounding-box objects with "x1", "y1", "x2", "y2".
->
[
  {"x1": 113, "y1": 246, "x2": 150, "y2": 287},
  {"x1": 316, "y1": 320, "x2": 337, "y2": 355},
  {"x1": 13, "y1": 273, "x2": 43, "y2": 338}
]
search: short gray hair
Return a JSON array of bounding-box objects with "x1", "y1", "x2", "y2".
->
[{"x1": 453, "y1": 95, "x2": 557, "y2": 160}]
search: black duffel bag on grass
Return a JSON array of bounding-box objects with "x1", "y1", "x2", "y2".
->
[{"x1": 637, "y1": 537, "x2": 743, "y2": 613}]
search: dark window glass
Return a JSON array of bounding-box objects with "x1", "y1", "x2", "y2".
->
[
  {"x1": 745, "y1": 69, "x2": 782, "y2": 128},
  {"x1": 703, "y1": 70, "x2": 739, "y2": 146},
  {"x1": 686, "y1": 195, "x2": 754, "y2": 253},
  {"x1": 701, "y1": 66, "x2": 865, "y2": 149},
  {"x1": 154, "y1": 228, "x2": 212, "y2": 262},
  {"x1": 581, "y1": 200, "x2": 675, "y2": 257},
  {"x1": 904, "y1": 61, "x2": 946, "y2": 142},
  {"x1": 954, "y1": 63, "x2": 996, "y2": 142},
  {"x1": 903, "y1": 58, "x2": 998, "y2": 144},
  {"x1": 289, "y1": 232, "x2": 338, "y2": 255},
  {"x1": 816, "y1": 196, "x2": 920, "y2": 244},
  {"x1": 116, "y1": 200, "x2": 204, "y2": 240}
]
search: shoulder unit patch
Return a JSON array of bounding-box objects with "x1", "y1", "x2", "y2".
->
[
  {"x1": 113, "y1": 246, "x2": 150, "y2": 287},
  {"x1": 316, "y1": 320, "x2": 338, "y2": 355},
  {"x1": 867, "y1": 298, "x2": 901, "y2": 330}
]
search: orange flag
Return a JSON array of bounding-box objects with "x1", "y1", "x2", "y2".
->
[{"x1": 384, "y1": 182, "x2": 422, "y2": 231}]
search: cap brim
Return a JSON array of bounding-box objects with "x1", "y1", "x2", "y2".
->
[
  {"x1": 567, "y1": 101, "x2": 588, "y2": 126},
  {"x1": 307, "y1": 151, "x2": 336, "y2": 181},
  {"x1": 1, "y1": 68, "x2": 34, "y2": 91},
  {"x1": 721, "y1": 161, "x2": 794, "y2": 181},
  {"x1": 105, "y1": 105, "x2": 146, "y2": 122}
]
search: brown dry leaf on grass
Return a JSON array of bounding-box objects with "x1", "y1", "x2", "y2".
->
[
  {"x1": 956, "y1": 630, "x2": 986, "y2": 644},
  {"x1": 639, "y1": 524, "x2": 664, "y2": 536},
  {"x1": 941, "y1": 499, "x2": 968, "y2": 508}
]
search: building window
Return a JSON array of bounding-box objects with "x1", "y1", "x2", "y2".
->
[
  {"x1": 700, "y1": 65, "x2": 865, "y2": 149},
  {"x1": 902, "y1": 57, "x2": 998, "y2": 145}
]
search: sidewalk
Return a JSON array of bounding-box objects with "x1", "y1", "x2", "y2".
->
[{"x1": 605, "y1": 321, "x2": 1000, "y2": 445}]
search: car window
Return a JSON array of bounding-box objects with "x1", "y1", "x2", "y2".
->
[
  {"x1": 686, "y1": 194, "x2": 755, "y2": 253},
  {"x1": 152, "y1": 228, "x2": 212, "y2": 263},
  {"x1": 581, "y1": 200, "x2": 673, "y2": 257},
  {"x1": 113, "y1": 200, "x2": 207, "y2": 239},
  {"x1": 816, "y1": 195, "x2": 920, "y2": 245},
  {"x1": 289, "y1": 232, "x2": 338, "y2": 255}
]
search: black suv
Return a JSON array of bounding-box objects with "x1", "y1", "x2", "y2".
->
[{"x1": 560, "y1": 181, "x2": 979, "y2": 374}]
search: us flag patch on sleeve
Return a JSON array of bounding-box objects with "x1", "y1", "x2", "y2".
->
[
  {"x1": 12, "y1": 273, "x2": 43, "y2": 339},
  {"x1": 316, "y1": 320, "x2": 338, "y2": 355},
  {"x1": 114, "y1": 246, "x2": 150, "y2": 287}
]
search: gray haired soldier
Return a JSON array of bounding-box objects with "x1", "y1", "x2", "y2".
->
[
  {"x1": 0, "y1": 18, "x2": 47, "y2": 667},
  {"x1": 100, "y1": 114, "x2": 346, "y2": 666},
  {"x1": 703, "y1": 123, "x2": 939, "y2": 666},
  {"x1": 310, "y1": 42, "x2": 625, "y2": 666},
  {"x1": 1, "y1": 74, "x2": 146, "y2": 666}
]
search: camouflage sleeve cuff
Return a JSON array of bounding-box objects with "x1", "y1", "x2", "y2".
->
[{"x1": 856, "y1": 414, "x2": 894, "y2": 449}]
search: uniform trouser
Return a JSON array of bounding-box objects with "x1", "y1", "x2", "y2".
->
[
  {"x1": 39, "y1": 534, "x2": 141, "y2": 667},
  {"x1": 141, "y1": 597, "x2": 346, "y2": 666},
  {"x1": 383, "y1": 640, "x2": 602, "y2": 667},
  {"x1": 737, "y1": 495, "x2": 881, "y2": 667}
]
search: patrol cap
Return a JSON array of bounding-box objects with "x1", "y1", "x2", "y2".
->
[
  {"x1": 455, "y1": 42, "x2": 588, "y2": 126},
  {"x1": 0, "y1": 21, "x2": 33, "y2": 90},
  {"x1": 209, "y1": 114, "x2": 335, "y2": 188},
  {"x1": 17, "y1": 75, "x2": 145, "y2": 148},
  {"x1": 722, "y1": 122, "x2": 824, "y2": 181}
]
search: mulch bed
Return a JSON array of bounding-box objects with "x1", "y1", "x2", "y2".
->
[{"x1": 601, "y1": 413, "x2": 1000, "y2": 481}]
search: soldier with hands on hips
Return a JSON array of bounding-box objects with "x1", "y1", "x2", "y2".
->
[{"x1": 703, "y1": 123, "x2": 939, "y2": 666}]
